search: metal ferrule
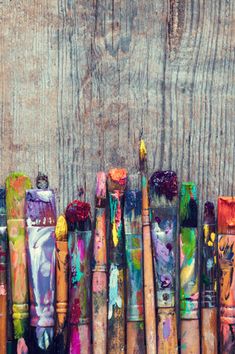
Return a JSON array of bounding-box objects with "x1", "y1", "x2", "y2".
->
[
  {"x1": 68, "y1": 230, "x2": 92, "y2": 326},
  {"x1": 151, "y1": 206, "x2": 177, "y2": 308},
  {"x1": 26, "y1": 226, "x2": 55, "y2": 327}
]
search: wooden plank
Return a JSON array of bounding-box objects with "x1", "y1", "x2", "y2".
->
[{"x1": 0, "y1": 0, "x2": 234, "y2": 214}]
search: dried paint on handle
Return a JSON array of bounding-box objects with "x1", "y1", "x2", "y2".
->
[
  {"x1": 201, "y1": 202, "x2": 218, "y2": 354},
  {"x1": 179, "y1": 182, "x2": 199, "y2": 354},
  {"x1": 68, "y1": 230, "x2": 92, "y2": 354},
  {"x1": 6, "y1": 172, "x2": 32, "y2": 340},
  {"x1": 149, "y1": 170, "x2": 178, "y2": 354},
  {"x1": 0, "y1": 188, "x2": 7, "y2": 354},
  {"x1": 25, "y1": 189, "x2": 56, "y2": 350},
  {"x1": 56, "y1": 241, "x2": 68, "y2": 332},
  {"x1": 124, "y1": 187, "x2": 145, "y2": 354},
  {"x1": 55, "y1": 214, "x2": 69, "y2": 354},
  {"x1": 107, "y1": 169, "x2": 127, "y2": 354},
  {"x1": 218, "y1": 196, "x2": 235, "y2": 353},
  {"x1": 179, "y1": 183, "x2": 199, "y2": 320}
]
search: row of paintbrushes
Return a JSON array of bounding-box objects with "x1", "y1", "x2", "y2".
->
[{"x1": 0, "y1": 141, "x2": 234, "y2": 354}]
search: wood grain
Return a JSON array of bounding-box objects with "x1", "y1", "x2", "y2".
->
[{"x1": 1, "y1": 0, "x2": 234, "y2": 214}]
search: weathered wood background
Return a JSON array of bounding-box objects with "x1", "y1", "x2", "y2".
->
[{"x1": 1, "y1": 0, "x2": 234, "y2": 215}]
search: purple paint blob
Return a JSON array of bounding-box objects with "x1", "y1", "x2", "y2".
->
[
  {"x1": 163, "y1": 318, "x2": 171, "y2": 339},
  {"x1": 149, "y1": 170, "x2": 178, "y2": 201}
]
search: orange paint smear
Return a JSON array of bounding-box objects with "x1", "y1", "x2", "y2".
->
[{"x1": 218, "y1": 197, "x2": 235, "y2": 234}]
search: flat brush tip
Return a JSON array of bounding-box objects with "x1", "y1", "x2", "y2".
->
[{"x1": 55, "y1": 215, "x2": 68, "y2": 241}]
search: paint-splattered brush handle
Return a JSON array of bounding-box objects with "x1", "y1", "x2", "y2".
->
[
  {"x1": 6, "y1": 173, "x2": 32, "y2": 343},
  {"x1": 0, "y1": 188, "x2": 7, "y2": 354},
  {"x1": 66, "y1": 200, "x2": 92, "y2": 354},
  {"x1": 92, "y1": 172, "x2": 107, "y2": 354},
  {"x1": 201, "y1": 202, "x2": 218, "y2": 353},
  {"x1": 124, "y1": 188, "x2": 145, "y2": 354},
  {"x1": 218, "y1": 197, "x2": 235, "y2": 354},
  {"x1": 68, "y1": 229, "x2": 92, "y2": 354},
  {"x1": 149, "y1": 170, "x2": 178, "y2": 354},
  {"x1": 141, "y1": 174, "x2": 157, "y2": 354},
  {"x1": 151, "y1": 208, "x2": 178, "y2": 353},
  {"x1": 25, "y1": 189, "x2": 56, "y2": 351},
  {"x1": 108, "y1": 189, "x2": 126, "y2": 354},
  {"x1": 179, "y1": 182, "x2": 199, "y2": 354}
]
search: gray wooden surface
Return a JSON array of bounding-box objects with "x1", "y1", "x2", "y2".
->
[{"x1": 1, "y1": 0, "x2": 234, "y2": 215}]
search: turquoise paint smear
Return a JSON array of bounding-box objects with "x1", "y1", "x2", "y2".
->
[
  {"x1": 108, "y1": 264, "x2": 122, "y2": 320},
  {"x1": 68, "y1": 233, "x2": 84, "y2": 285}
]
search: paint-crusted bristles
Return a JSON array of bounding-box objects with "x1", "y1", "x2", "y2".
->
[
  {"x1": 204, "y1": 201, "x2": 215, "y2": 225},
  {"x1": 36, "y1": 172, "x2": 49, "y2": 189},
  {"x1": 149, "y1": 170, "x2": 178, "y2": 207},
  {"x1": 65, "y1": 200, "x2": 91, "y2": 231},
  {"x1": 107, "y1": 168, "x2": 127, "y2": 193},
  {"x1": 55, "y1": 215, "x2": 68, "y2": 241}
]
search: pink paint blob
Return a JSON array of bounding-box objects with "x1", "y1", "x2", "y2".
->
[
  {"x1": 78, "y1": 239, "x2": 85, "y2": 262},
  {"x1": 17, "y1": 338, "x2": 28, "y2": 354},
  {"x1": 70, "y1": 326, "x2": 81, "y2": 354}
]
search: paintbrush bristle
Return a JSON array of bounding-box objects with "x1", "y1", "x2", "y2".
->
[
  {"x1": 107, "y1": 168, "x2": 127, "y2": 192},
  {"x1": 96, "y1": 172, "x2": 106, "y2": 200},
  {"x1": 149, "y1": 170, "x2": 178, "y2": 207},
  {"x1": 55, "y1": 215, "x2": 68, "y2": 241},
  {"x1": 139, "y1": 139, "x2": 147, "y2": 161}
]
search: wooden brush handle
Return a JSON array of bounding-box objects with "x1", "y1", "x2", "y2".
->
[
  {"x1": 8, "y1": 219, "x2": 29, "y2": 339},
  {"x1": 56, "y1": 240, "x2": 68, "y2": 333},
  {"x1": 142, "y1": 211, "x2": 157, "y2": 354},
  {"x1": 92, "y1": 206, "x2": 107, "y2": 354},
  {"x1": 181, "y1": 319, "x2": 200, "y2": 354},
  {"x1": 107, "y1": 268, "x2": 125, "y2": 354},
  {"x1": 201, "y1": 308, "x2": 218, "y2": 353},
  {"x1": 157, "y1": 309, "x2": 178, "y2": 354},
  {"x1": 92, "y1": 272, "x2": 107, "y2": 354},
  {"x1": 127, "y1": 322, "x2": 145, "y2": 354}
]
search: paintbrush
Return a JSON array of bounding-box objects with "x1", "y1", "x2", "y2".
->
[
  {"x1": 55, "y1": 214, "x2": 68, "y2": 354},
  {"x1": 25, "y1": 173, "x2": 56, "y2": 352},
  {"x1": 107, "y1": 168, "x2": 127, "y2": 354},
  {"x1": 92, "y1": 172, "x2": 107, "y2": 354},
  {"x1": 179, "y1": 182, "x2": 199, "y2": 354},
  {"x1": 6, "y1": 172, "x2": 32, "y2": 353},
  {"x1": 139, "y1": 137, "x2": 157, "y2": 354},
  {"x1": 0, "y1": 188, "x2": 7, "y2": 354},
  {"x1": 201, "y1": 202, "x2": 218, "y2": 353},
  {"x1": 149, "y1": 171, "x2": 178, "y2": 353},
  {"x1": 218, "y1": 197, "x2": 235, "y2": 353},
  {"x1": 65, "y1": 199, "x2": 92, "y2": 354},
  {"x1": 124, "y1": 173, "x2": 145, "y2": 354}
]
